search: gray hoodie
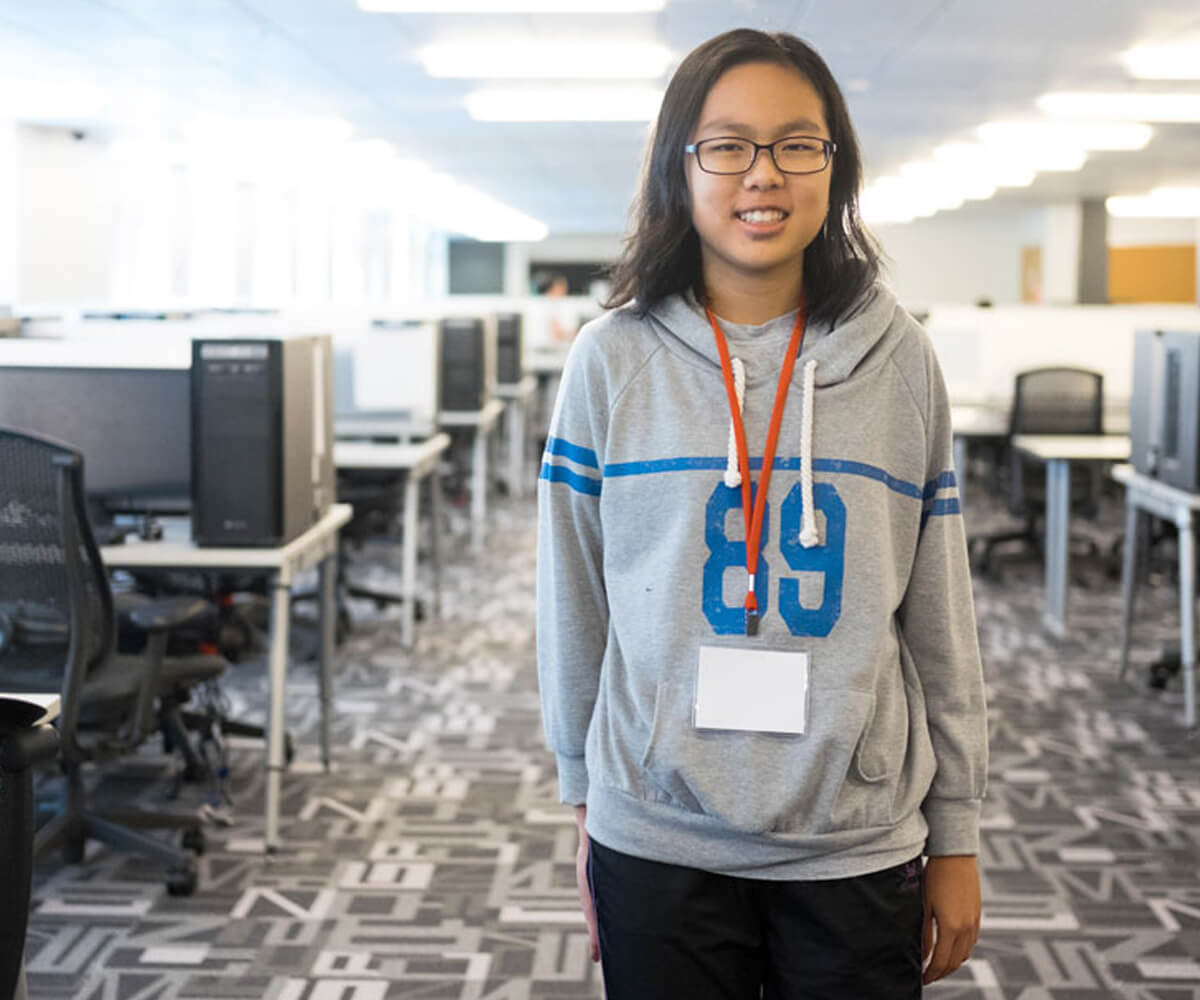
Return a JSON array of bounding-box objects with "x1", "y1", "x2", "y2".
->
[{"x1": 536, "y1": 282, "x2": 987, "y2": 880}]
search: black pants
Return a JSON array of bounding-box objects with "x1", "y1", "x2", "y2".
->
[{"x1": 588, "y1": 839, "x2": 924, "y2": 1000}]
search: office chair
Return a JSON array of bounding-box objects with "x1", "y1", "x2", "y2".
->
[
  {"x1": 0, "y1": 696, "x2": 59, "y2": 1000},
  {"x1": 0, "y1": 428, "x2": 226, "y2": 894},
  {"x1": 970, "y1": 367, "x2": 1105, "y2": 575},
  {"x1": 333, "y1": 469, "x2": 427, "y2": 632}
]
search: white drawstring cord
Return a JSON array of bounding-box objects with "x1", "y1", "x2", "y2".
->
[
  {"x1": 799, "y1": 359, "x2": 820, "y2": 548},
  {"x1": 723, "y1": 356, "x2": 746, "y2": 488}
]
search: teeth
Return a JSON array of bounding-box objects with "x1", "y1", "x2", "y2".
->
[{"x1": 739, "y1": 210, "x2": 785, "y2": 223}]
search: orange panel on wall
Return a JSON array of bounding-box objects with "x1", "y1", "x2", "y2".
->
[{"x1": 1108, "y1": 244, "x2": 1196, "y2": 303}]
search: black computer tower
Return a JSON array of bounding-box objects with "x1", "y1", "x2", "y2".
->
[
  {"x1": 496, "y1": 312, "x2": 523, "y2": 385},
  {"x1": 1131, "y1": 329, "x2": 1200, "y2": 493},
  {"x1": 191, "y1": 335, "x2": 335, "y2": 546},
  {"x1": 439, "y1": 316, "x2": 496, "y2": 412}
]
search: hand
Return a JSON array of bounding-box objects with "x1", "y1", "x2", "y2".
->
[
  {"x1": 922, "y1": 855, "x2": 981, "y2": 985},
  {"x1": 574, "y1": 805, "x2": 600, "y2": 962}
]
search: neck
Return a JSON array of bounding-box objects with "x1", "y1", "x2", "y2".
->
[{"x1": 702, "y1": 259, "x2": 806, "y2": 325}]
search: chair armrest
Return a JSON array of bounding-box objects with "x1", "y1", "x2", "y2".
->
[{"x1": 125, "y1": 597, "x2": 211, "y2": 633}]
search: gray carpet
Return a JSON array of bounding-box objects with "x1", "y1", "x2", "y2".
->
[{"x1": 24, "y1": 474, "x2": 1200, "y2": 999}]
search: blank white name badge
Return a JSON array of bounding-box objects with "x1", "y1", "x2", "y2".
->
[{"x1": 694, "y1": 645, "x2": 810, "y2": 735}]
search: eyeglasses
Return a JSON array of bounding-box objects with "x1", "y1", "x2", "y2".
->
[{"x1": 684, "y1": 135, "x2": 836, "y2": 176}]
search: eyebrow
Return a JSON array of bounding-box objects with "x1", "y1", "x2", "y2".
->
[{"x1": 697, "y1": 117, "x2": 826, "y2": 137}]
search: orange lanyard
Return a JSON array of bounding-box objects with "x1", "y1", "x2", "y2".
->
[{"x1": 706, "y1": 303, "x2": 808, "y2": 636}]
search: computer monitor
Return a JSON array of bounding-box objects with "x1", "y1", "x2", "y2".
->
[{"x1": 0, "y1": 351, "x2": 191, "y2": 513}]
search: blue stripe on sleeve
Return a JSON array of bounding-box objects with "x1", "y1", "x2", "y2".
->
[
  {"x1": 922, "y1": 470, "x2": 958, "y2": 499},
  {"x1": 540, "y1": 463, "x2": 602, "y2": 496},
  {"x1": 545, "y1": 436, "x2": 600, "y2": 469}
]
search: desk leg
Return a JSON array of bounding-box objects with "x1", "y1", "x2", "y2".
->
[
  {"x1": 1043, "y1": 458, "x2": 1070, "y2": 638},
  {"x1": 402, "y1": 471, "x2": 419, "y2": 648},
  {"x1": 317, "y1": 553, "x2": 336, "y2": 771},
  {"x1": 1178, "y1": 511, "x2": 1196, "y2": 727},
  {"x1": 265, "y1": 577, "x2": 291, "y2": 853},
  {"x1": 430, "y1": 468, "x2": 443, "y2": 618},
  {"x1": 507, "y1": 400, "x2": 522, "y2": 499},
  {"x1": 472, "y1": 428, "x2": 487, "y2": 553},
  {"x1": 953, "y1": 434, "x2": 967, "y2": 511},
  {"x1": 1118, "y1": 499, "x2": 1141, "y2": 683}
]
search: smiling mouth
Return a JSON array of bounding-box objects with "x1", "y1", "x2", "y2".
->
[{"x1": 735, "y1": 209, "x2": 789, "y2": 224}]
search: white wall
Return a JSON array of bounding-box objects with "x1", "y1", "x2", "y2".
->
[
  {"x1": 0, "y1": 122, "x2": 16, "y2": 305},
  {"x1": 17, "y1": 125, "x2": 117, "y2": 305},
  {"x1": 924, "y1": 303, "x2": 1200, "y2": 405},
  {"x1": 1108, "y1": 217, "x2": 1198, "y2": 247},
  {"x1": 870, "y1": 202, "x2": 1045, "y2": 312}
]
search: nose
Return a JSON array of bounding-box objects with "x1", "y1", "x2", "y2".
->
[{"x1": 743, "y1": 145, "x2": 784, "y2": 189}]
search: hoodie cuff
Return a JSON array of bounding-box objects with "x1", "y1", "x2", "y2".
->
[
  {"x1": 922, "y1": 797, "x2": 982, "y2": 856},
  {"x1": 556, "y1": 753, "x2": 589, "y2": 806}
]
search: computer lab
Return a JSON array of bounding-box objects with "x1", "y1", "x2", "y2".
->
[{"x1": 2, "y1": 2, "x2": 1200, "y2": 999}]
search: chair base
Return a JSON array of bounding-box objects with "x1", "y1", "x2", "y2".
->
[{"x1": 36, "y1": 805, "x2": 201, "y2": 895}]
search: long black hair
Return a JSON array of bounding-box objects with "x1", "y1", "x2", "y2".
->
[{"x1": 604, "y1": 29, "x2": 883, "y2": 327}]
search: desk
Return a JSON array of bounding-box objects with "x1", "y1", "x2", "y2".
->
[
  {"x1": 1114, "y1": 464, "x2": 1200, "y2": 726},
  {"x1": 495, "y1": 376, "x2": 537, "y2": 499},
  {"x1": 441, "y1": 398, "x2": 504, "y2": 552},
  {"x1": 100, "y1": 503, "x2": 353, "y2": 853},
  {"x1": 1011, "y1": 435, "x2": 1131, "y2": 638},
  {"x1": 334, "y1": 434, "x2": 449, "y2": 648}
]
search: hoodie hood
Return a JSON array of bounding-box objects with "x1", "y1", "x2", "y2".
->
[
  {"x1": 647, "y1": 282, "x2": 912, "y2": 534},
  {"x1": 646, "y1": 282, "x2": 909, "y2": 389}
]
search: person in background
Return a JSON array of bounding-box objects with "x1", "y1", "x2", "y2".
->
[{"x1": 537, "y1": 27, "x2": 987, "y2": 999}]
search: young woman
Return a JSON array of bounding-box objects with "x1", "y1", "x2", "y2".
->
[{"x1": 537, "y1": 28, "x2": 987, "y2": 999}]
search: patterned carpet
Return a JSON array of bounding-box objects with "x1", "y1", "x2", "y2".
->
[{"x1": 23, "y1": 470, "x2": 1200, "y2": 1000}]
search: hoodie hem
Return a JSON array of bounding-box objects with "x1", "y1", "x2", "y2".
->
[{"x1": 586, "y1": 782, "x2": 929, "y2": 881}]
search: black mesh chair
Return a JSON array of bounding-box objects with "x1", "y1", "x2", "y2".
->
[
  {"x1": 0, "y1": 696, "x2": 59, "y2": 1000},
  {"x1": 970, "y1": 367, "x2": 1105, "y2": 574},
  {"x1": 332, "y1": 470, "x2": 426, "y2": 630},
  {"x1": 0, "y1": 428, "x2": 226, "y2": 894}
]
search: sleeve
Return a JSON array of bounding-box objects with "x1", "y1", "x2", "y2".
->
[
  {"x1": 898, "y1": 341, "x2": 989, "y2": 856},
  {"x1": 536, "y1": 331, "x2": 610, "y2": 806}
]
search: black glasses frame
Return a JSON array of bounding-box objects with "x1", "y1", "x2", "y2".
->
[{"x1": 683, "y1": 135, "x2": 837, "y2": 176}]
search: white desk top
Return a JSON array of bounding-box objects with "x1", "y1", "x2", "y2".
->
[
  {"x1": 100, "y1": 503, "x2": 352, "y2": 581},
  {"x1": 1112, "y1": 463, "x2": 1200, "y2": 509},
  {"x1": 1012, "y1": 434, "x2": 1131, "y2": 462},
  {"x1": 440, "y1": 398, "x2": 504, "y2": 430},
  {"x1": 335, "y1": 433, "x2": 450, "y2": 475},
  {"x1": 495, "y1": 375, "x2": 538, "y2": 400}
]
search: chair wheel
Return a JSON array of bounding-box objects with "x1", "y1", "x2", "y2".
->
[
  {"x1": 181, "y1": 826, "x2": 207, "y2": 856},
  {"x1": 166, "y1": 861, "x2": 198, "y2": 896}
]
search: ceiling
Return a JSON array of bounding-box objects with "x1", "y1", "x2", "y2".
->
[{"x1": 0, "y1": 0, "x2": 1198, "y2": 236}]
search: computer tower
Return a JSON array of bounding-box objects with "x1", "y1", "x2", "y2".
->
[
  {"x1": 439, "y1": 316, "x2": 497, "y2": 412},
  {"x1": 496, "y1": 312, "x2": 523, "y2": 385},
  {"x1": 191, "y1": 335, "x2": 335, "y2": 546},
  {"x1": 1131, "y1": 329, "x2": 1200, "y2": 493}
]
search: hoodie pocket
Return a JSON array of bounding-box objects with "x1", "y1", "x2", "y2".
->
[{"x1": 639, "y1": 677, "x2": 899, "y2": 835}]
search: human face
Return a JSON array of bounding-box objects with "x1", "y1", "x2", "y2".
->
[{"x1": 685, "y1": 61, "x2": 832, "y2": 294}]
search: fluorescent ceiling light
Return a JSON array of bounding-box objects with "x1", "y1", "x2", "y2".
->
[
  {"x1": 1106, "y1": 186, "x2": 1200, "y2": 218},
  {"x1": 360, "y1": 0, "x2": 666, "y2": 11},
  {"x1": 465, "y1": 85, "x2": 662, "y2": 121},
  {"x1": 977, "y1": 120, "x2": 1152, "y2": 152},
  {"x1": 1037, "y1": 91, "x2": 1200, "y2": 122},
  {"x1": 932, "y1": 143, "x2": 1035, "y2": 188},
  {"x1": 1123, "y1": 41, "x2": 1200, "y2": 80},
  {"x1": 419, "y1": 40, "x2": 673, "y2": 79}
]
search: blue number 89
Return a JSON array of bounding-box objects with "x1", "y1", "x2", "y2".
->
[{"x1": 702, "y1": 480, "x2": 846, "y2": 637}]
